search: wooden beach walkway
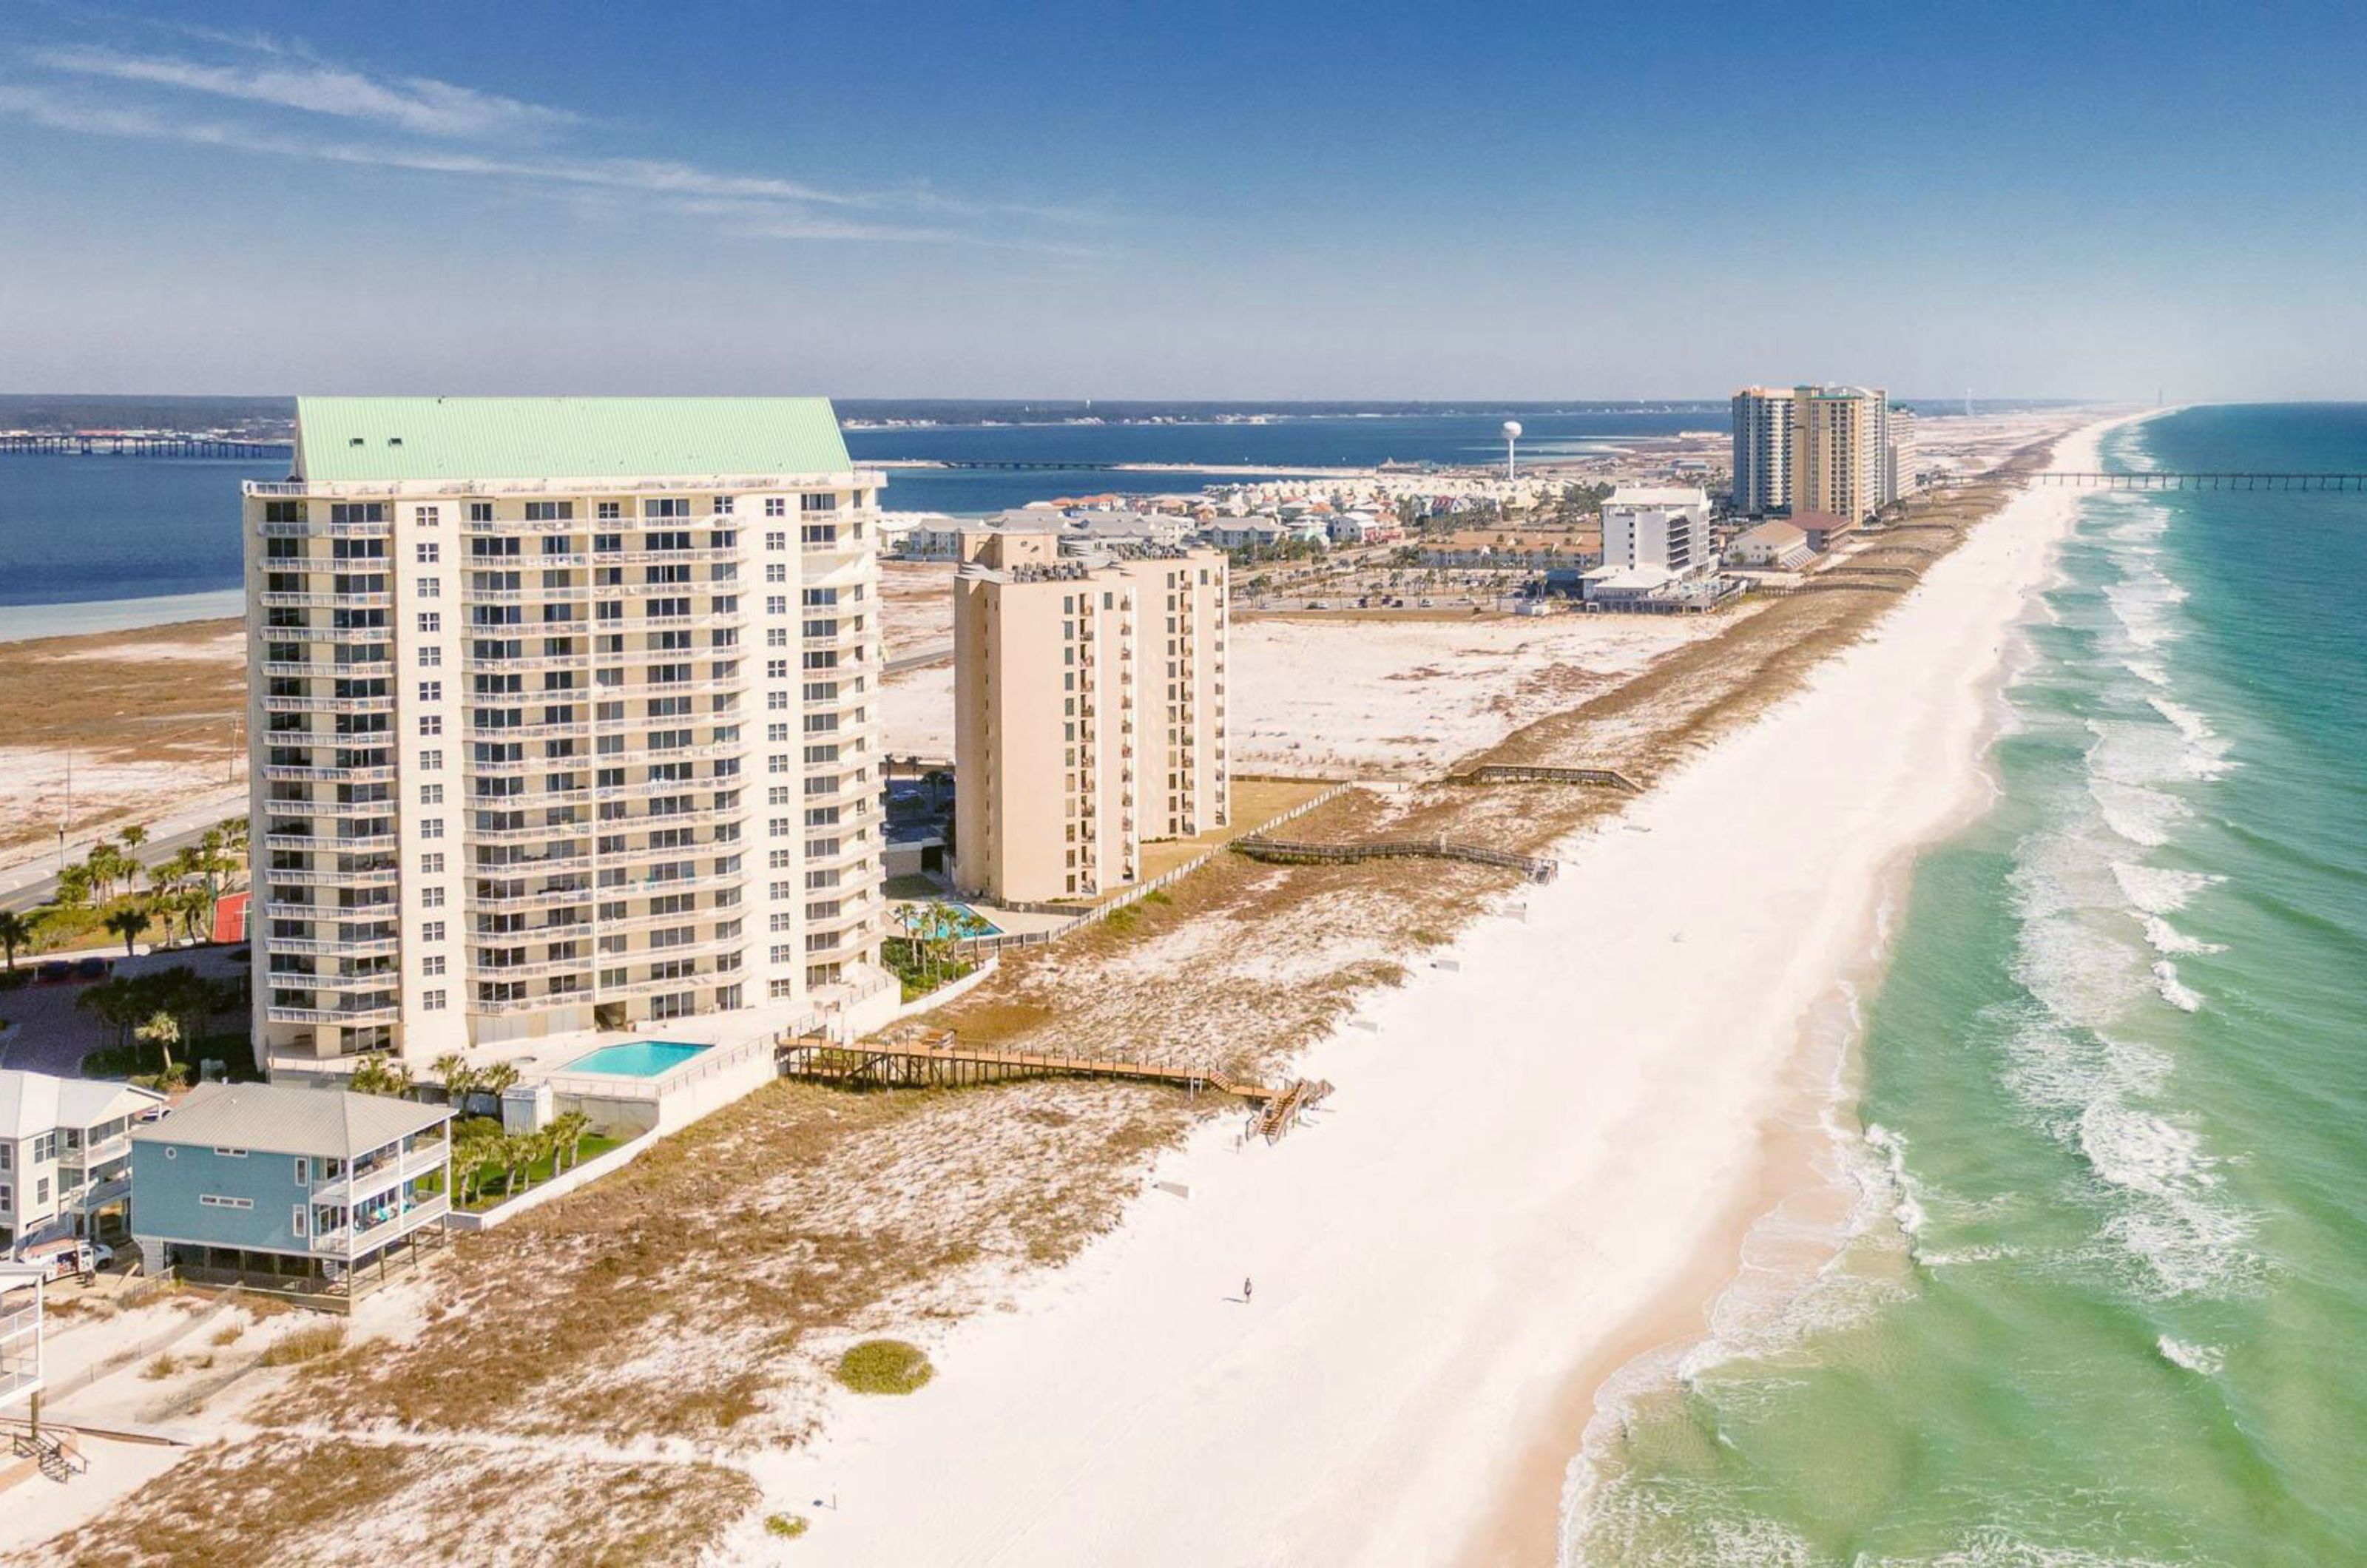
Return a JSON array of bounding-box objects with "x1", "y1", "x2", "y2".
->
[{"x1": 779, "y1": 1026, "x2": 1334, "y2": 1141}]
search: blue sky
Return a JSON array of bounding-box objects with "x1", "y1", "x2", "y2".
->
[{"x1": 4, "y1": 1, "x2": 2366, "y2": 399}]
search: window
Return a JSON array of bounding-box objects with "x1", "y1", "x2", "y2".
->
[
  {"x1": 420, "y1": 783, "x2": 444, "y2": 805},
  {"x1": 198, "y1": 1194, "x2": 255, "y2": 1210},
  {"x1": 765, "y1": 498, "x2": 787, "y2": 517},
  {"x1": 416, "y1": 505, "x2": 440, "y2": 527},
  {"x1": 470, "y1": 502, "x2": 495, "y2": 524},
  {"x1": 213, "y1": 1146, "x2": 249, "y2": 1159},
  {"x1": 422, "y1": 818, "x2": 444, "y2": 840},
  {"x1": 766, "y1": 530, "x2": 788, "y2": 550},
  {"x1": 425, "y1": 989, "x2": 447, "y2": 1010},
  {"x1": 419, "y1": 680, "x2": 442, "y2": 703},
  {"x1": 422, "y1": 920, "x2": 445, "y2": 942},
  {"x1": 294, "y1": 1205, "x2": 309, "y2": 1238},
  {"x1": 419, "y1": 646, "x2": 442, "y2": 668},
  {"x1": 766, "y1": 563, "x2": 787, "y2": 584},
  {"x1": 36, "y1": 1177, "x2": 50, "y2": 1204},
  {"x1": 422, "y1": 886, "x2": 445, "y2": 909},
  {"x1": 713, "y1": 496, "x2": 736, "y2": 516},
  {"x1": 421, "y1": 852, "x2": 445, "y2": 874},
  {"x1": 526, "y1": 501, "x2": 574, "y2": 521},
  {"x1": 416, "y1": 578, "x2": 441, "y2": 598},
  {"x1": 294, "y1": 1157, "x2": 309, "y2": 1184},
  {"x1": 420, "y1": 748, "x2": 444, "y2": 771},
  {"x1": 419, "y1": 714, "x2": 442, "y2": 737}
]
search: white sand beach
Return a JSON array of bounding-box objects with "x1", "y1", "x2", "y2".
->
[{"x1": 765, "y1": 414, "x2": 2136, "y2": 1566}]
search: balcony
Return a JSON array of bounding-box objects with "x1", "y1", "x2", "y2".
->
[
  {"x1": 462, "y1": 649, "x2": 592, "y2": 673},
  {"x1": 314, "y1": 1140, "x2": 450, "y2": 1209},
  {"x1": 263, "y1": 762, "x2": 398, "y2": 785},
  {"x1": 260, "y1": 590, "x2": 390, "y2": 611},
  {"x1": 465, "y1": 883, "x2": 595, "y2": 912},
  {"x1": 265, "y1": 831, "x2": 397, "y2": 854},
  {"x1": 267, "y1": 1002, "x2": 401, "y2": 1026},
  {"x1": 263, "y1": 865, "x2": 400, "y2": 888},
  {"x1": 263, "y1": 796, "x2": 397, "y2": 820},
  {"x1": 262, "y1": 660, "x2": 393, "y2": 680},
  {"x1": 266, "y1": 933, "x2": 402, "y2": 958},
  {"x1": 470, "y1": 951, "x2": 598, "y2": 982},
  {"x1": 314, "y1": 1192, "x2": 450, "y2": 1254}
]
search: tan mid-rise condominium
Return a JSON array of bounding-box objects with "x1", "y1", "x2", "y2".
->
[
  {"x1": 1791, "y1": 384, "x2": 1888, "y2": 521},
  {"x1": 245, "y1": 397, "x2": 888, "y2": 1065},
  {"x1": 952, "y1": 527, "x2": 1229, "y2": 904}
]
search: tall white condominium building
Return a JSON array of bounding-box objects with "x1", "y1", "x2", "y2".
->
[
  {"x1": 1884, "y1": 406, "x2": 1918, "y2": 503},
  {"x1": 1601, "y1": 486, "x2": 1712, "y2": 575},
  {"x1": 1729, "y1": 387, "x2": 1795, "y2": 515},
  {"x1": 245, "y1": 398, "x2": 888, "y2": 1064},
  {"x1": 953, "y1": 527, "x2": 1228, "y2": 905}
]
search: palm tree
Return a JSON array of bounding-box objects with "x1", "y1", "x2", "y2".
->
[
  {"x1": 0, "y1": 910, "x2": 30, "y2": 972},
  {"x1": 348, "y1": 1052, "x2": 415, "y2": 1098},
  {"x1": 120, "y1": 824, "x2": 148, "y2": 853},
  {"x1": 548, "y1": 1110, "x2": 592, "y2": 1172},
  {"x1": 431, "y1": 1052, "x2": 476, "y2": 1113},
  {"x1": 53, "y1": 864, "x2": 92, "y2": 908},
  {"x1": 135, "y1": 1010, "x2": 183, "y2": 1084},
  {"x1": 479, "y1": 1061, "x2": 520, "y2": 1103},
  {"x1": 103, "y1": 904, "x2": 149, "y2": 957},
  {"x1": 77, "y1": 978, "x2": 140, "y2": 1053}
]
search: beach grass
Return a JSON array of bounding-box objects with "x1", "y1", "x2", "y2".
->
[{"x1": 835, "y1": 1339, "x2": 935, "y2": 1395}]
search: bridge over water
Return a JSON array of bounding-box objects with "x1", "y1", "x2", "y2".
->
[
  {"x1": 0, "y1": 433, "x2": 291, "y2": 459},
  {"x1": 2034, "y1": 471, "x2": 2367, "y2": 491}
]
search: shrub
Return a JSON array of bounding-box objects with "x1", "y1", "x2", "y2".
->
[
  {"x1": 765, "y1": 1513, "x2": 808, "y2": 1539},
  {"x1": 834, "y1": 1339, "x2": 933, "y2": 1396},
  {"x1": 141, "y1": 1353, "x2": 179, "y2": 1379},
  {"x1": 260, "y1": 1322, "x2": 347, "y2": 1366},
  {"x1": 210, "y1": 1324, "x2": 243, "y2": 1347}
]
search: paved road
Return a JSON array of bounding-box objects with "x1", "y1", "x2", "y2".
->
[
  {"x1": 0, "y1": 802, "x2": 244, "y2": 916},
  {"x1": 886, "y1": 642, "x2": 952, "y2": 675}
]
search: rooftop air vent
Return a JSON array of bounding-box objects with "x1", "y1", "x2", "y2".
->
[{"x1": 348, "y1": 436, "x2": 364, "y2": 447}]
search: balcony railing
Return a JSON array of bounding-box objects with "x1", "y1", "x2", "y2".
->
[{"x1": 313, "y1": 1140, "x2": 449, "y2": 1208}]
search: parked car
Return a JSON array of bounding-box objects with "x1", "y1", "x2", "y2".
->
[
  {"x1": 73, "y1": 956, "x2": 109, "y2": 981},
  {"x1": 36, "y1": 960, "x2": 72, "y2": 984}
]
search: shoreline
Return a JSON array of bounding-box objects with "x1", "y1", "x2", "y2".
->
[
  {"x1": 1522, "y1": 408, "x2": 2168, "y2": 1564},
  {"x1": 0, "y1": 589, "x2": 241, "y2": 643},
  {"x1": 763, "y1": 416, "x2": 2144, "y2": 1565}
]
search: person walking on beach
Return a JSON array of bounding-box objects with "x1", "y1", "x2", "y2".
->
[{"x1": 1243, "y1": 1277, "x2": 1254, "y2": 1304}]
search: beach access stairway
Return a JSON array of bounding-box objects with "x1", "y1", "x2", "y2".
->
[
  {"x1": 780, "y1": 1026, "x2": 1331, "y2": 1140},
  {"x1": 1, "y1": 1422, "x2": 89, "y2": 1488},
  {"x1": 1230, "y1": 832, "x2": 1559, "y2": 885}
]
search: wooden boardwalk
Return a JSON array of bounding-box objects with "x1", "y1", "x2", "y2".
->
[
  {"x1": 1450, "y1": 763, "x2": 1641, "y2": 792},
  {"x1": 780, "y1": 1026, "x2": 1331, "y2": 1140},
  {"x1": 1232, "y1": 833, "x2": 1558, "y2": 884}
]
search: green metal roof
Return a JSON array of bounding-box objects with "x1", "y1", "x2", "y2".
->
[{"x1": 294, "y1": 396, "x2": 852, "y2": 483}]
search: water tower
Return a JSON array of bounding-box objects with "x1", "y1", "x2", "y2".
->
[{"x1": 1502, "y1": 420, "x2": 1523, "y2": 480}]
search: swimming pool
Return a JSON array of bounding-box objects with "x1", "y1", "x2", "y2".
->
[
  {"x1": 561, "y1": 1040, "x2": 711, "y2": 1078},
  {"x1": 894, "y1": 901, "x2": 1005, "y2": 938}
]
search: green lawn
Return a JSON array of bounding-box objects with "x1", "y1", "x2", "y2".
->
[
  {"x1": 459, "y1": 1133, "x2": 626, "y2": 1212},
  {"x1": 883, "y1": 872, "x2": 947, "y2": 900}
]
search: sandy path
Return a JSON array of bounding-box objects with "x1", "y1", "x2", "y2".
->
[{"x1": 767, "y1": 416, "x2": 2130, "y2": 1566}]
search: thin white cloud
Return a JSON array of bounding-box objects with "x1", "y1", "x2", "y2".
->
[
  {"x1": 31, "y1": 44, "x2": 577, "y2": 140},
  {"x1": 0, "y1": 84, "x2": 1029, "y2": 246}
]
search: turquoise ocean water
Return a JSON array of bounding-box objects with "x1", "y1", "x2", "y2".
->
[{"x1": 1570, "y1": 405, "x2": 2367, "y2": 1565}]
